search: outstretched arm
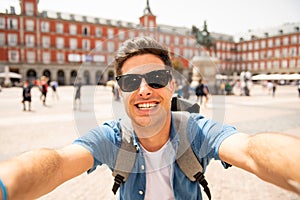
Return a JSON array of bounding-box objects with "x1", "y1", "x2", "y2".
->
[
  {"x1": 0, "y1": 144, "x2": 93, "y2": 200},
  {"x1": 219, "y1": 132, "x2": 300, "y2": 195}
]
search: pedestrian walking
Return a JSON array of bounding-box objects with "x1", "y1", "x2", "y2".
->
[
  {"x1": 298, "y1": 83, "x2": 300, "y2": 98},
  {"x1": 21, "y1": 80, "x2": 32, "y2": 111},
  {"x1": 39, "y1": 76, "x2": 48, "y2": 106},
  {"x1": 272, "y1": 81, "x2": 277, "y2": 97},
  {"x1": 195, "y1": 79, "x2": 209, "y2": 107},
  {"x1": 50, "y1": 80, "x2": 59, "y2": 100},
  {"x1": 0, "y1": 36, "x2": 300, "y2": 200},
  {"x1": 182, "y1": 80, "x2": 191, "y2": 99},
  {"x1": 73, "y1": 78, "x2": 82, "y2": 110}
]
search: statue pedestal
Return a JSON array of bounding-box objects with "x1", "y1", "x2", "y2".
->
[{"x1": 191, "y1": 55, "x2": 219, "y2": 94}]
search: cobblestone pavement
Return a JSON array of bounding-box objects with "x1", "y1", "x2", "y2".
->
[{"x1": 0, "y1": 84, "x2": 299, "y2": 200}]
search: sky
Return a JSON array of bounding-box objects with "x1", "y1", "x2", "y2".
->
[{"x1": 0, "y1": 0, "x2": 300, "y2": 35}]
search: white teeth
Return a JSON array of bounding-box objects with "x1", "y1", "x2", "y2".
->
[{"x1": 137, "y1": 103, "x2": 157, "y2": 109}]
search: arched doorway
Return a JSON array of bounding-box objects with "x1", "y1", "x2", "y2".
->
[
  {"x1": 26, "y1": 69, "x2": 37, "y2": 82},
  {"x1": 43, "y1": 69, "x2": 51, "y2": 83},
  {"x1": 70, "y1": 70, "x2": 77, "y2": 85},
  {"x1": 83, "y1": 70, "x2": 90, "y2": 85},
  {"x1": 57, "y1": 70, "x2": 65, "y2": 85},
  {"x1": 96, "y1": 70, "x2": 104, "y2": 85},
  {"x1": 108, "y1": 70, "x2": 114, "y2": 81}
]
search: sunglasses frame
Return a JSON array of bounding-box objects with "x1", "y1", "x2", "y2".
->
[{"x1": 116, "y1": 69, "x2": 172, "y2": 92}]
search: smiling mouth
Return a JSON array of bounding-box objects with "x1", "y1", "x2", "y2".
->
[{"x1": 135, "y1": 102, "x2": 158, "y2": 110}]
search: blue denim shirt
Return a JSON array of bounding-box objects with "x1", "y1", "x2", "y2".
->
[{"x1": 73, "y1": 113, "x2": 237, "y2": 200}]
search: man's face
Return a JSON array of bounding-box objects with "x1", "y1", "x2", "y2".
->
[{"x1": 118, "y1": 54, "x2": 175, "y2": 131}]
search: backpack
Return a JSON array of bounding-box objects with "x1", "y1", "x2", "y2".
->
[
  {"x1": 195, "y1": 84, "x2": 204, "y2": 96},
  {"x1": 112, "y1": 96, "x2": 211, "y2": 200}
]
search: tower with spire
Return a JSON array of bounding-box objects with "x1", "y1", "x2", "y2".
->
[{"x1": 139, "y1": 0, "x2": 156, "y2": 28}]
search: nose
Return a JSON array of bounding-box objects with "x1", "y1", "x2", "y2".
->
[{"x1": 138, "y1": 78, "x2": 152, "y2": 97}]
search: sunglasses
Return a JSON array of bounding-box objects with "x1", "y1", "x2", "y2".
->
[{"x1": 116, "y1": 70, "x2": 172, "y2": 92}]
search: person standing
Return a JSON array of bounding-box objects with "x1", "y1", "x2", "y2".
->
[
  {"x1": 50, "y1": 80, "x2": 59, "y2": 100},
  {"x1": 182, "y1": 80, "x2": 191, "y2": 99},
  {"x1": 298, "y1": 83, "x2": 300, "y2": 98},
  {"x1": 40, "y1": 76, "x2": 48, "y2": 106},
  {"x1": 21, "y1": 80, "x2": 32, "y2": 111},
  {"x1": 74, "y1": 78, "x2": 82, "y2": 110}
]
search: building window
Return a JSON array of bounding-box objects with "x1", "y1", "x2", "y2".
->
[
  {"x1": 27, "y1": 51, "x2": 35, "y2": 63},
  {"x1": 107, "y1": 41, "x2": 115, "y2": 52},
  {"x1": 174, "y1": 37, "x2": 179, "y2": 46},
  {"x1": 56, "y1": 52, "x2": 65, "y2": 63},
  {"x1": 118, "y1": 30, "x2": 125, "y2": 40},
  {"x1": 56, "y1": 23, "x2": 64, "y2": 34},
  {"x1": 56, "y1": 37, "x2": 64, "y2": 49},
  {"x1": 8, "y1": 50, "x2": 19, "y2": 63},
  {"x1": 129, "y1": 31, "x2": 135, "y2": 38},
  {"x1": 159, "y1": 35, "x2": 164, "y2": 44},
  {"x1": 70, "y1": 38, "x2": 77, "y2": 49},
  {"x1": 95, "y1": 40, "x2": 103, "y2": 52},
  {"x1": 42, "y1": 52, "x2": 51, "y2": 63},
  {"x1": 165, "y1": 36, "x2": 170, "y2": 45},
  {"x1": 283, "y1": 37, "x2": 289, "y2": 45},
  {"x1": 25, "y1": 2, "x2": 34, "y2": 16},
  {"x1": 267, "y1": 61, "x2": 272, "y2": 69},
  {"x1": 0, "y1": 17, "x2": 5, "y2": 29},
  {"x1": 268, "y1": 39, "x2": 273, "y2": 47},
  {"x1": 290, "y1": 59, "x2": 296, "y2": 68},
  {"x1": 95, "y1": 27, "x2": 102, "y2": 37},
  {"x1": 8, "y1": 34, "x2": 17, "y2": 46},
  {"x1": 275, "y1": 38, "x2": 281, "y2": 46},
  {"x1": 108, "y1": 28, "x2": 114, "y2": 39},
  {"x1": 42, "y1": 36, "x2": 50, "y2": 48},
  {"x1": 0, "y1": 33, "x2": 5, "y2": 45},
  {"x1": 82, "y1": 39, "x2": 90, "y2": 51},
  {"x1": 290, "y1": 47, "x2": 296, "y2": 56},
  {"x1": 41, "y1": 21, "x2": 50, "y2": 32},
  {"x1": 25, "y1": 34, "x2": 35, "y2": 47},
  {"x1": 260, "y1": 61, "x2": 265, "y2": 70},
  {"x1": 69, "y1": 24, "x2": 77, "y2": 35},
  {"x1": 291, "y1": 36, "x2": 297, "y2": 44},
  {"x1": 260, "y1": 40, "x2": 266, "y2": 48},
  {"x1": 8, "y1": 18, "x2": 18, "y2": 29},
  {"x1": 281, "y1": 60, "x2": 288, "y2": 68},
  {"x1": 254, "y1": 41, "x2": 259, "y2": 50},
  {"x1": 25, "y1": 20, "x2": 34, "y2": 31},
  {"x1": 274, "y1": 49, "x2": 280, "y2": 58},
  {"x1": 82, "y1": 26, "x2": 90, "y2": 36}
]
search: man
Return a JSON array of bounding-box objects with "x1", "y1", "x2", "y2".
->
[{"x1": 0, "y1": 36, "x2": 300, "y2": 200}]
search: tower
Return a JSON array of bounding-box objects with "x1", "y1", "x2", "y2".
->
[
  {"x1": 139, "y1": 0, "x2": 156, "y2": 28},
  {"x1": 20, "y1": 0, "x2": 39, "y2": 16}
]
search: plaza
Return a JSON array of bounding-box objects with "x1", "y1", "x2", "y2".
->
[{"x1": 0, "y1": 84, "x2": 299, "y2": 200}]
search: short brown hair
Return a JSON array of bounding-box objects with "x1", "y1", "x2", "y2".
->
[{"x1": 114, "y1": 36, "x2": 173, "y2": 76}]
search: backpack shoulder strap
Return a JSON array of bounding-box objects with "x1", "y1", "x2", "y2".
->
[
  {"x1": 173, "y1": 111, "x2": 211, "y2": 200},
  {"x1": 112, "y1": 123, "x2": 137, "y2": 194}
]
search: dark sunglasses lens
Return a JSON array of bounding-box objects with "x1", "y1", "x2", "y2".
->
[
  {"x1": 117, "y1": 75, "x2": 141, "y2": 92},
  {"x1": 145, "y1": 70, "x2": 170, "y2": 89}
]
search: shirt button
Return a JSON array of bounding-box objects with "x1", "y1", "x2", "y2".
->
[
  {"x1": 141, "y1": 165, "x2": 145, "y2": 170},
  {"x1": 139, "y1": 190, "x2": 144, "y2": 195}
]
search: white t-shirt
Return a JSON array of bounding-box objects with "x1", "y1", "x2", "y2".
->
[{"x1": 141, "y1": 139, "x2": 175, "y2": 200}]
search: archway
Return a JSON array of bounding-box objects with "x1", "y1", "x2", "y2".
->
[
  {"x1": 57, "y1": 70, "x2": 65, "y2": 85},
  {"x1": 26, "y1": 69, "x2": 37, "y2": 82},
  {"x1": 96, "y1": 70, "x2": 104, "y2": 85},
  {"x1": 70, "y1": 70, "x2": 77, "y2": 85},
  {"x1": 83, "y1": 70, "x2": 90, "y2": 85}
]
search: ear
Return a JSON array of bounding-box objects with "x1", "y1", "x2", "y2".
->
[{"x1": 169, "y1": 79, "x2": 176, "y2": 94}]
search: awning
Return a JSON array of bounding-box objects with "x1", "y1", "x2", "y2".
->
[
  {"x1": 252, "y1": 74, "x2": 300, "y2": 81},
  {"x1": 0, "y1": 72, "x2": 22, "y2": 79}
]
